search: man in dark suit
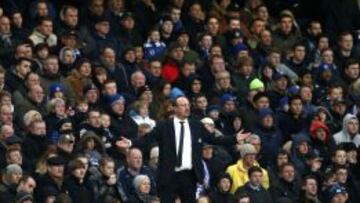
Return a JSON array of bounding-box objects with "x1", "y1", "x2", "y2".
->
[{"x1": 119, "y1": 96, "x2": 248, "y2": 202}]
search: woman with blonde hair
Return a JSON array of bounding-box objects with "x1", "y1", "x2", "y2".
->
[
  {"x1": 23, "y1": 110, "x2": 43, "y2": 132},
  {"x1": 35, "y1": 145, "x2": 58, "y2": 175}
]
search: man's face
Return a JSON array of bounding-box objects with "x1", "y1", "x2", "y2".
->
[
  {"x1": 210, "y1": 46, "x2": 222, "y2": 57},
  {"x1": 211, "y1": 58, "x2": 226, "y2": 73},
  {"x1": 63, "y1": 9, "x2": 78, "y2": 27},
  {"x1": 322, "y1": 50, "x2": 333, "y2": 64},
  {"x1": 347, "y1": 119, "x2": 359, "y2": 135},
  {"x1": 251, "y1": 20, "x2": 265, "y2": 35},
  {"x1": 294, "y1": 46, "x2": 306, "y2": 62},
  {"x1": 48, "y1": 165, "x2": 64, "y2": 179},
  {"x1": 277, "y1": 154, "x2": 289, "y2": 167},
  {"x1": 12, "y1": 13, "x2": 23, "y2": 28},
  {"x1": 268, "y1": 52, "x2": 281, "y2": 66},
  {"x1": 16, "y1": 44, "x2": 33, "y2": 59},
  {"x1": 300, "y1": 87, "x2": 312, "y2": 102},
  {"x1": 162, "y1": 20, "x2": 173, "y2": 34},
  {"x1": 0, "y1": 16, "x2": 11, "y2": 34},
  {"x1": 95, "y1": 21, "x2": 110, "y2": 35},
  {"x1": 202, "y1": 147, "x2": 213, "y2": 160},
  {"x1": 318, "y1": 37, "x2": 329, "y2": 51},
  {"x1": 304, "y1": 179, "x2": 318, "y2": 196},
  {"x1": 339, "y1": 34, "x2": 353, "y2": 52},
  {"x1": 250, "y1": 171, "x2": 263, "y2": 186},
  {"x1": 36, "y1": 2, "x2": 48, "y2": 16},
  {"x1": 100, "y1": 161, "x2": 115, "y2": 177},
  {"x1": 333, "y1": 150, "x2": 347, "y2": 165},
  {"x1": 346, "y1": 150, "x2": 357, "y2": 164},
  {"x1": 257, "y1": 6, "x2": 269, "y2": 21},
  {"x1": 59, "y1": 138, "x2": 75, "y2": 153},
  {"x1": 329, "y1": 88, "x2": 343, "y2": 101},
  {"x1": 181, "y1": 63, "x2": 195, "y2": 77},
  {"x1": 29, "y1": 86, "x2": 44, "y2": 104},
  {"x1": 125, "y1": 50, "x2": 136, "y2": 63},
  {"x1": 289, "y1": 99, "x2": 303, "y2": 115},
  {"x1": 72, "y1": 167, "x2": 86, "y2": 179},
  {"x1": 281, "y1": 165, "x2": 295, "y2": 182},
  {"x1": 243, "y1": 154, "x2": 256, "y2": 166},
  {"x1": 255, "y1": 97, "x2": 270, "y2": 109},
  {"x1": 189, "y1": 4, "x2": 203, "y2": 20},
  {"x1": 31, "y1": 122, "x2": 46, "y2": 136},
  {"x1": 38, "y1": 20, "x2": 53, "y2": 36},
  {"x1": 229, "y1": 19, "x2": 241, "y2": 30},
  {"x1": 260, "y1": 30, "x2": 272, "y2": 46},
  {"x1": 280, "y1": 17, "x2": 293, "y2": 34},
  {"x1": 104, "y1": 82, "x2": 117, "y2": 95},
  {"x1": 216, "y1": 73, "x2": 231, "y2": 89},
  {"x1": 170, "y1": 8, "x2": 181, "y2": 22},
  {"x1": 16, "y1": 61, "x2": 32, "y2": 78},
  {"x1": 131, "y1": 73, "x2": 146, "y2": 88},
  {"x1": 175, "y1": 97, "x2": 191, "y2": 119},
  {"x1": 207, "y1": 18, "x2": 219, "y2": 34},
  {"x1": 195, "y1": 96, "x2": 207, "y2": 110},
  {"x1": 170, "y1": 48, "x2": 184, "y2": 61},
  {"x1": 200, "y1": 35, "x2": 212, "y2": 49},
  {"x1": 111, "y1": 101, "x2": 125, "y2": 115},
  {"x1": 0, "y1": 106, "x2": 13, "y2": 125},
  {"x1": 86, "y1": 89, "x2": 99, "y2": 103},
  {"x1": 18, "y1": 178, "x2": 36, "y2": 193},
  {"x1": 275, "y1": 77, "x2": 288, "y2": 91},
  {"x1": 127, "y1": 149, "x2": 143, "y2": 170},
  {"x1": 298, "y1": 142, "x2": 309, "y2": 154},
  {"x1": 1, "y1": 125, "x2": 14, "y2": 140},
  {"x1": 336, "y1": 169, "x2": 348, "y2": 184},
  {"x1": 177, "y1": 33, "x2": 189, "y2": 47},
  {"x1": 223, "y1": 101, "x2": 236, "y2": 113},
  {"x1": 7, "y1": 150, "x2": 23, "y2": 165},
  {"x1": 261, "y1": 115, "x2": 273, "y2": 128},
  {"x1": 89, "y1": 0, "x2": 104, "y2": 16},
  {"x1": 308, "y1": 22, "x2": 322, "y2": 37},
  {"x1": 88, "y1": 111, "x2": 101, "y2": 128},
  {"x1": 331, "y1": 194, "x2": 348, "y2": 203},
  {"x1": 345, "y1": 63, "x2": 360, "y2": 79},
  {"x1": 121, "y1": 17, "x2": 135, "y2": 30},
  {"x1": 45, "y1": 58, "x2": 59, "y2": 75},
  {"x1": 102, "y1": 48, "x2": 116, "y2": 66}
]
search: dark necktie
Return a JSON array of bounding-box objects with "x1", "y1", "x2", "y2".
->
[{"x1": 176, "y1": 121, "x2": 185, "y2": 167}]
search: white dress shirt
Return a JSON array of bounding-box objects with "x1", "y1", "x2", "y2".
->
[{"x1": 174, "y1": 116, "x2": 192, "y2": 171}]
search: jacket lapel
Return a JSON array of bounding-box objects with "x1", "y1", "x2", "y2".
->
[{"x1": 169, "y1": 118, "x2": 176, "y2": 154}]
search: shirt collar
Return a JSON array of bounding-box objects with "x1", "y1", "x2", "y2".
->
[{"x1": 174, "y1": 116, "x2": 188, "y2": 124}]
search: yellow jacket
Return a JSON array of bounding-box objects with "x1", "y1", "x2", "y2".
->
[{"x1": 226, "y1": 159, "x2": 270, "y2": 193}]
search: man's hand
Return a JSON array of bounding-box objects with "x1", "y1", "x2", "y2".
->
[
  {"x1": 203, "y1": 123, "x2": 215, "y2": 134},
  {"x1": 115, "y1": 136, "x2": 131, "y2": 151},
  {"x1": 138, "y1": 124, "x2": 152, "y2": 136},
  {"x1": 106, "y1": 173, "x2": 117, "y2": 185},
  {"x1": 236, "y1": 130, "x2": 251, "y2": 144}
]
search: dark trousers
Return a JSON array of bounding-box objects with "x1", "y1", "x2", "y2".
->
[{"x1": 159, "y1": 170, "x2": 197, "y2": 203}]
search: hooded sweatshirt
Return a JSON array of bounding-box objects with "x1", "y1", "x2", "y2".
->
[{"x1": 333, "y1": 113, "x2": 360, "y2": 147}]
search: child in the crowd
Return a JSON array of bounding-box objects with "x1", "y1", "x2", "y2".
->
[
  {"x1": 78, "y1": 131, "x2": 105, "y2": 167},
  {"x1": 144, "y1": 28, "x2": 167, "y2": 60}
]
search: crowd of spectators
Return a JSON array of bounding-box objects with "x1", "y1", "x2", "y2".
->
[{"x1": 1, "y1": 0, "x2": 360, "y2": 202}]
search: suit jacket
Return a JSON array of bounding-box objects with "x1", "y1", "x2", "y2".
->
[{"x1": 135, "y1": 118, "x2": 237, "y2": 186}]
